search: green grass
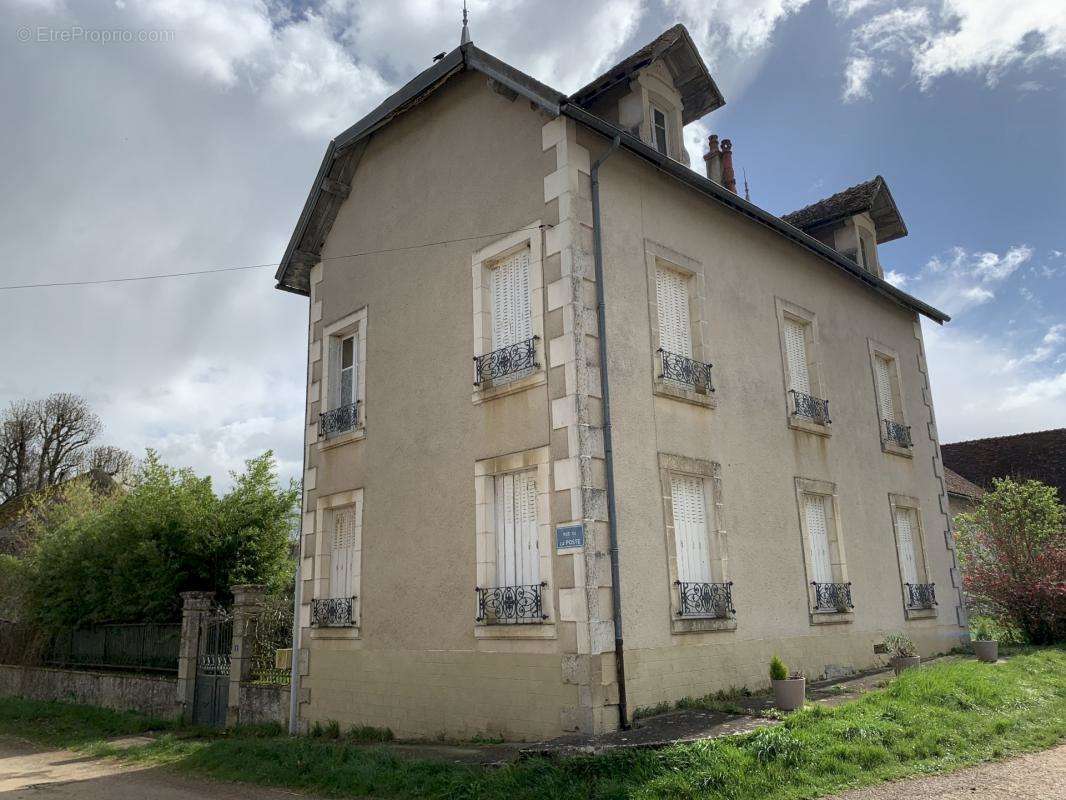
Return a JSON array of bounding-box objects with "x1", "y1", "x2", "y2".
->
[{"x1": 1, "y1": 649, "x2": 1064, "y2": 799}]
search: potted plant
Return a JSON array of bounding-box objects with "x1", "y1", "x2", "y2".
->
[
  {"x1": 883, "y1": 632, "x2": 920, "y2": 674},
  {"x1": 770, "y1": 655, "x2": 805, "y2": 711},
  {"x1": 971, "y1": 619, "x2": 999, "y2": 663}
]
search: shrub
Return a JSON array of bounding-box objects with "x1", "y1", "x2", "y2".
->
[
  {"x1": 769, "y1": 655, "x2": 788, "y2": 681},
  {"x1": 955, "y1": 478, "x2": 1065, "y2": 644},
  {"x1": 882, "y1": 632, "x2": 917, "y2": 658},
  {"x1": 19, "y1": 450, "x2": 298, "y2": 629}
]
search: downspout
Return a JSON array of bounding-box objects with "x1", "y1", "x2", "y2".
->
[{"x1": 590, "y1": 134, "x2": 629, "y2": 729}]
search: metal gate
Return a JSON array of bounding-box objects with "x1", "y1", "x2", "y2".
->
[{"x1": 193, "y1": 606, "x2": 232, "y2": 726}]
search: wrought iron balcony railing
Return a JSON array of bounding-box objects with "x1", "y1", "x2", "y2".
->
[
  {"x1": 676, "y1": 580, "x2": 734, "y2": 618},
  {"x1": 883, "y1": 419, "x2": 913, "y2": 448},
  {"x1": 905, "y1": 582, "x2": 936, "y2": 610},
  {"x1": 310, "y1": 596, "x2": 356, "y2": 627},
  {"x1": 475, "y1": 582, "x2": 548, "y2": 625},
  {"x1": 790, "y1": 390, "x2": 831, "y2": 425},
  {"x1": 319, "y1": 402, "x2": 360, "y2": 437},
  {"x1": 658, "y1": 349, "x2": 714, "y2": 392},
  {"x1": 812, "y1": 581, "x2": 853, "y2": 612},
  {"x1": 473, "y1": 336, "x2": 539, "y2": 386}
]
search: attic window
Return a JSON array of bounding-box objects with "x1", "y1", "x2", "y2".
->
[
  {"x1": 858, "y1": 236, "x2": 869, "y2": 271},
  {"x1": 652, "y1": 107, "x2": 668, "y2": 155}
]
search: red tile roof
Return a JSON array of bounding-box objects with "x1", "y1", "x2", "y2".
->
[{"x1": 941, "y1": 428, "x2": 1066, "y2": 503}]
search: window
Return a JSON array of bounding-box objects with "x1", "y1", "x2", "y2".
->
[
  {"x1": 874, "y1": 354, "x2": 896, "y2": 422},
  {"x1": 784, "y1": 318, "x2": 811, "y2": 396},
  {"x1": 652, "y1": 107, "x2": 669, "y2": 155},
  {"x1": 671, "y1": 474, "x2": 712, "y2": 584},
  {"x1": 310, "y1": 489, "x2": 363, "y2": 629},
  {"x1": 474, "y1": 447, "x2": 552, "y2": 632},
  {"x1": 330, "y1": 504, "x2": 360, "y2": 600},
  {"x1": 778, "y1": 301, "x2": 829, "y2": 430},
  {"x1": 492, "y1": 470, "x2": 540, "y2": 589},
  {"x1": 471, "y1": 225, "x2": 544, "y2": 397},
  {"x1": 869, "y1": 342, "x2": 911, "y2": 450},
  {"x1": 890, "y1": 496, "x2": 935, "y2": 614},
  {"x1": 795, "y1": 477, "x2": 852, "y2": 619},
  {"x1": 858, "y1": 236, "x2": 870, "y2": 271},
  {"x1": 320, "y1": 309, "x2": 366, "y2": 440},
  {"x1": 804, "y1": 493, "x2": 833, "y2": 586},
  {"x1": 490, "y1": 248, "x2": 533, "y2": 352},
  {"x1": 656, "y1": 265, "x2": 692, "y2": 359},
  {"x1": 893, "y1": 506, "x2": 919, "y2": 587},
  {"x1": 658, "y1": 454, "x2": 733, "y2": 629}
]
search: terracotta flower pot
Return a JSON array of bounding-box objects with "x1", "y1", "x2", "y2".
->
[
  {"x1": 772, "y1": 677, "x2": 806, "y2": 711},
  {"x1": 891, "y1": 655, "x2": 921, "y2": 675},
  {"x1": 973, "y1": 640, "x2": 998, "y2": 663}
]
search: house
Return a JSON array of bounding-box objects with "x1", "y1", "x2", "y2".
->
[
  {"x1": 943, "y1": 467, "x2": 985, "y2": 518},
  {"x1": 274, "y1": 22, "x2": 965, "y2": 740},
  {"x1": 942, "y1": 428, "x2": 1066, "y2": 505},
  {"x1": 0, "y1": 469, "x2": 119, "y2": 557}
]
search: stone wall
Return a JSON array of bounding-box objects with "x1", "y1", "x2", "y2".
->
[
  {"x1": 237, "y1": 683, "x2": 290, "y2": 729},
  {"x1": 0, "y1": 664, "x2": 180, "y2": 718}
]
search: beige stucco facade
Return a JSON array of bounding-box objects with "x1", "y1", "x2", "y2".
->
[{"x1": 285, "y1": 53, "x2": 965, "y2": 741}]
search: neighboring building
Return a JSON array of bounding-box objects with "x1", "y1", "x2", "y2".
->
[
  {"x1": 0, "y1": 469, "x2": 119, "y2": 556},
  {"x1": 942, "y1": 428, "x2": 1066, "y2": 505},
  {"x1": 943, "y1": 467, "x2": 985, "y2": 518},
  {"x1": 275, "y1": 23, "x2": 966, "y2": 740}
]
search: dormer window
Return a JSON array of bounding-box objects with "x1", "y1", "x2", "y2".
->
[
  {"x1": 652, "y1": 106, "x2": 669, "y2": 155},
  {"x1": 858, "y1": 236, "x2": 869, "y2": 271}
]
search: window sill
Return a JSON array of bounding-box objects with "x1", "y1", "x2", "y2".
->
[
  {"x1": 316, "y1": 427, "x2": 366, "y2": 452},
  {"x1": 881, "y1": 440, "x2": 914, "y2": 459},
  {"x1": 809, "y1": 609, "x2": 854, "y2": 625},
  {"x1": 308, "y1": 625, "x2": 360, "y2": 640},
  {"x1": 653, "y1": 379, "x2": 716, "y2": 409},
  {"x1": 474, "y1": 621, "x2": 556, "y2": 640},
  {"x1": 471, "y1": 370, "x2": 546, "y2": 404},
  {"x1": 789, "y1": 415, "x2": 831, "y2": 438},
  {"x1": 671, "y1": 616, "x2": 736, "y2": 634},
  {"x1": 904, "y1": 606, "x2": 938, "y2": 621}
]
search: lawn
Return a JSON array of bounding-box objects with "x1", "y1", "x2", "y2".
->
[{"x1": 1, "y1": 649, "x2": 1064, "y2": 799}]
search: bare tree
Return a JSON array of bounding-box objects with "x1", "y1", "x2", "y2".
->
[
  {"x1": 87, "y1": 445, "x2": 136, "y2": 484},
  {"x1": 33, "y1": 393, "x2": 101, "y2": 490},
  {"x1": 0, "y1": 400, "x2": 39, "y2": 501}
]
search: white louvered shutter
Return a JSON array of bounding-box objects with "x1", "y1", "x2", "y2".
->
[
  {"x1": 895, "y1": 508, "x2": 919, "y2": 585},
  {"x1": 494, "y1": 470, "x2": 539, "y2": 587},
  {"x1": 784, "y1": 319, "x2": 811, "y2": 395},
  {"x1": 875, "y1": 355, "x2": 896, "y2": 422},
  {"x1": 655, "y1": 267, "x2": 692, "y2": 358},
  {"x1": 804, "y1": 494, "x2": 833, "y2": 584},
  {"x1": 331, "y1": 503, "x2": 360, "y2": 599},
  {"x1": 671, "y1": 475, "x2": 712, "y2": 584},
  {"x1": 490, "y1": 249, "x2": 533, "y2": 351}
]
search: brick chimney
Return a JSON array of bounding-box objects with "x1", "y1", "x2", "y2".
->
[
  {"x1": 703, "y1": 134, "x2": 722, "y2": 183},
  {"x1": 720, "y1": 139, "x2": 737, "y2": 194}
]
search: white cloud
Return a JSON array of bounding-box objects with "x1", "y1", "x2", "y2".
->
[
  {"x1": 883, "y1": 269, "x2": 908, "y2": 287},
  {"x1": 919, "y1": 244, "x2": 1033, "y2": 315},
  {"x1": 843, "y1": 55, "x2": 876, "y2": 101},
  {"x1": 835, "y1": 0, "x2": 1066, "y2": 100}
]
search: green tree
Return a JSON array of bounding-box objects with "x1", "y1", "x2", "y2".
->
[
  {"x1": 955, "y1": 477, "x2": 1065, "y2": 645},
  {"x1": 20, "y1": 450, "x2": 297, "y2": 629}
]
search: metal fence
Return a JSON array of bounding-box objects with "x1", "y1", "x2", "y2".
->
[
  {"x1": 247, "y1": 601, "x2": 293, "y2": 685},
  {"x1": 46, "y1": 622, "x2": 181, "y2": 673}
]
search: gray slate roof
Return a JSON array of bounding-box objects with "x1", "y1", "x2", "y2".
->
[{"x1": 272, "y1": 31, "x2": 948, "y2": 324}]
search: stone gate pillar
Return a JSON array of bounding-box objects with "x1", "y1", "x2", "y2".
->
[
  {"x1": 177, "y1": 590, "x2": 215, "y2": 721},
  {"x1": 226, "y1": 584, "x2": 266, "y2": 726}
]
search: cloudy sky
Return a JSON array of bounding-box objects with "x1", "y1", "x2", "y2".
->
[{"x1": 2, "y1": 0, "x2": 1064, "y2": 490}]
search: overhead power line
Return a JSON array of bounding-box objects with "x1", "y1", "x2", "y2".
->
[{"x1": 0, "y1": 225, "x2": 544, "y2": 291}]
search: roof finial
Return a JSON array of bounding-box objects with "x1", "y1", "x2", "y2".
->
[
  {"x1": 460, "y1": 1, "x2": 471, "y2": 45},
  {"x1": 743, "y1": 168, "x2": 751, "y2": 202}
]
